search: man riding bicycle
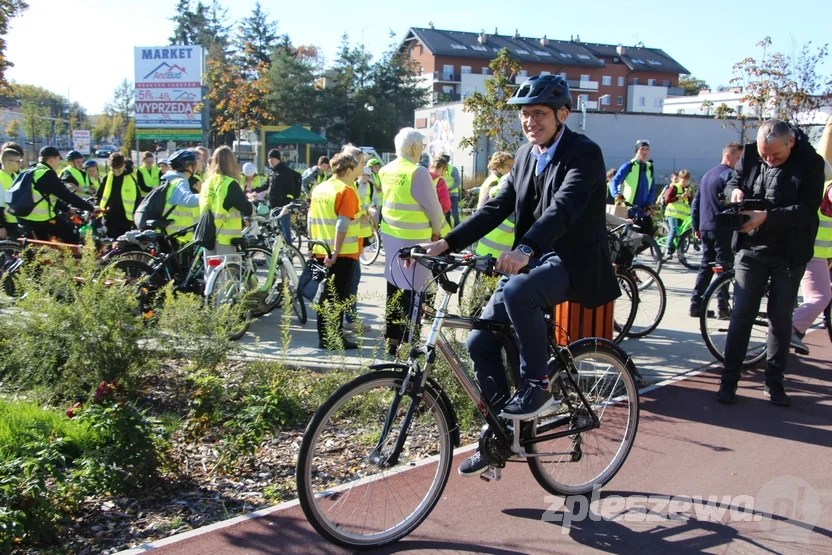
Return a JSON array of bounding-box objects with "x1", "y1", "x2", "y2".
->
[{"x1": 421, "y1": 75, "x2": 621, "y2": 476}]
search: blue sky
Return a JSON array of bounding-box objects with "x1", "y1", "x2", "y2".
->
[{"x1": 5, "y1": 0, "x2": 831, "y2": 114}]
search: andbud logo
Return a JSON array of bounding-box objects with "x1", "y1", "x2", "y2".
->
[{"x1": 543, "y1": 475, "x2": 820, "y2": 542}]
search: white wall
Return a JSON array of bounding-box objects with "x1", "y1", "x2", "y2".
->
[{"x1": 627, "y1": 85, "x2": 668, "y2": 114}]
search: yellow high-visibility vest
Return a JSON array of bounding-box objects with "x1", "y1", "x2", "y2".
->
[
  {"x1": 475, "y1": 176, "x2": 515, "y2": 257},
  {"x1": 664, "y1": 182, "x2": 691, "y2": 220},
  {"x1": 21, "y1": 164, "x2": 55, "y2": 222},
  {"x1": 309, "y1": 178, "x2": 360, "y2": 256},
  {"x1": 815, "y1": 180, "x2": 832, "y2": 258},
  {"x1": 164, "y1": 177, "x2": 200, "y2": 242},
  {"x1": 138, "y1": 165, "x2": 161, "y2": 189},
  {"x1": 379, "y1": 157, "x2": 432, "y2": 241},
  {"x1": 0, "y1": 170, "x2": 17, "y2": 223},
  {"x1": 621, "y1": 158, "x2": 653, "y2": 205},
  {"x1": 100, "y1": 172, "x2": 138, "y2": 221},
  {"x1": 202, "y1": 175, "x2": 243, "y2": 246},
  {"x1": 444, "y1": 164, "x2": 459, "y2": 195}
]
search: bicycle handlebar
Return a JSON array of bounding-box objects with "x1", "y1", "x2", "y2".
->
[{"x1": 307, "y1": 239, "x2": 332, "y2": 257}]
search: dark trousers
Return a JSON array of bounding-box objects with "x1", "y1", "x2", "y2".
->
[
  {"x1": 104, "y1": 215, "x2": 133, "y2": 241},
  {"x1": 466, "y1": 256, "x2": 574, "y2": 412},
  {"x1": 691, "y1": 230, "x2": 734, "y2": 310},
  {"x1": 385, "y1": 281, "x2": 419, "y2": 343},
  {"x1": 445, "y1": 195, "x2": 460, "y2": 228},
  {"x1": 722, "y1": 250, "x2": 805, "y2": 385},
  {"x1": 316, "y1": 257, "x2": 356, "y2": 345},
  {"x1": 22, "y1": 217, "x2": 79, "y2": 244}
]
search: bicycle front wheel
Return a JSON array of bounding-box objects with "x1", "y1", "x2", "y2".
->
[
  {"x1": 297, "y1": 369, "x2": 453, "y2": 549},
  {"x1": 626, "y1": 265, "x2": 666, "y2": 338},
  {"x1": 633, "y1": 235, "x2": 663, "y2": 277},
  {"x1": 527, "y1": 340, "x2": 639, "y2": 496},
  {"x1": 677, "y1": 230, "x2": 703, "y2": 271},
  {"x1": 209, "y1": 264, "x2": 251, "y2": 341},
  {"x1": 700, "y1": 273, "x2": 767, "y2": 366}
]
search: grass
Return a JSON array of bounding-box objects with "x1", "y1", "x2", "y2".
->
[{"x1": 0, "y1": 398, "x2": 98, "y2": 462}]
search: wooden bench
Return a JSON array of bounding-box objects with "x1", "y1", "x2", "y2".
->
[{"x1": 553, "y1": 301, "x2": 614, "y2": 345}]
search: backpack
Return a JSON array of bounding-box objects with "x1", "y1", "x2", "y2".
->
[
  {"x1": 4, "y1": 168, "x2": 39, "y2": 217},
  {"x1": 133, "y1": 181, "x2": 175, "y2": 229}
]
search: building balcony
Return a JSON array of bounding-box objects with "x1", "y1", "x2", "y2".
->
[
  {"x1": 568, "y1": 79, "x2": 599, "y2": 92},
  {"x1": 666, "y1": 86, "x2": 686, "y2": 97},
  {"x1": 433, "y1": 71, "x2": 460, "y2": 83},
  {"x1": 432, "y1": 92, "x2": 461, "y2": 103}
]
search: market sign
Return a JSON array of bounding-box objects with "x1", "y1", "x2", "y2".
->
[{"x1": 134, "y1": 46, "x2": 203, "y2": 129}]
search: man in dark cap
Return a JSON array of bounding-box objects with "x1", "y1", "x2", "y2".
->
[
  {"x1": 17, "y1": 146, "x2": 100, "y2": 243},
  {"x1": 61, "y1": 150, "x2": 93, "y2": 195},
  {"x1": 266, "y1": 148, "x2": 301, "y2": 243}
]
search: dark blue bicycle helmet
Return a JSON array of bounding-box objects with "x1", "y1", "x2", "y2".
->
[
  {"x1": 507, "y1": 74, "x2": 572, "y2": 111},
  {"x1": 66, "y1": 150, "x2": 84, "y2": 160},
  {"x1": 168, "y1": 149, "x2": 198, "y2": 171},
  {"x1": 83, "y1": 159, "x2": 97, "y2": 168}
]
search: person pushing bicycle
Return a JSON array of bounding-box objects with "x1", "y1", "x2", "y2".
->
[{"x1": 420, "y1": 75, "x2": 621, "y2": 476}]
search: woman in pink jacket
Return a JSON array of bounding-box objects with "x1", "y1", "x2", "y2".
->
[{"x1": 428, "y1": 156, "x2": 452, "y2": 213}]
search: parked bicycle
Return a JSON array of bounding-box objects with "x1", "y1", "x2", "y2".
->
[
  {"x1": 655, "y1": 214, "x2": 702, "y2": 270},
  {"x1": 296, "y1": 248, "x2": 640, "y2": 549}
]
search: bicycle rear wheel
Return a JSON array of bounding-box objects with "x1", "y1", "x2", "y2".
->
[
  {"x1": 527, "y1": 340, "x2": 639, "y2": 496},
  {"x1": 0, "y1": 241, "x2": 23, "y2": 298},
  {"x1": 359, "y1": 229, "x2": 381, "y2": 266},
  {"x1": 626, "y1": 265, "x2": 666, "y2": 338},
  {"x1": 700, "y1": 273, "x2": 767, "y2": 366},
  {"x1": 612, "y1": 272, "x2": 637, "y2": 343},
  {"x1": 296, "y1": 369, "x2": 453, "y2": 549}
]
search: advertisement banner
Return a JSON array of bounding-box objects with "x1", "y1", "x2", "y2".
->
[
  {"x1": 72, "y1": 130, "x2": 91, "y2": 155},
  {"x1": 134, "y1": 46, "x2": 203, "y2": 129},
  {"x1": 136, "y1": 128, "x2": 203, "y2": 141}
]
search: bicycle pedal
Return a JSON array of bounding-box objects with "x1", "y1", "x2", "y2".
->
[{"x1": 480, "y1": 468, "x2": 501, "y2": 482}]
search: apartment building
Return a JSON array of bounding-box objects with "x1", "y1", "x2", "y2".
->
[{"x1": 401, "y1": 26, "x2": 690, "y2": 113}]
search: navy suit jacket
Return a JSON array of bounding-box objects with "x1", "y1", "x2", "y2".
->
[{"x1": 445, "y1": 127, "x2": 620, "y2": 309}]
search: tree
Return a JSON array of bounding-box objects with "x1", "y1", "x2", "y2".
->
[
  {"x1": 730, "y1": 37, "x2": 832, "y2": 127},
  {"x1": 679, "y1": 75, "x2": 709, "y2": 96},
  {"x1": 5, "y1": 116, "x2": 19, "y2": 139},
  {"x1": 235, "y1": 1, "x2": 279, "y2": 72},
  {"x1": 0, "y1": 0, "x2": 29, "y2": 91},
  {"x1": 92, "y1": 115, "x2": 111, "y2": 144},
  {"x1": 264, "y1": 47, "x2": 321, "y2": 128},
  {"x1": 365, "y1": 33, "x2": 429, "y2": 150},
  {"x1": 205, "y1": 56, "x2": 272, "y2": 142},
  {"x1": 122, "y1": 118, "x2": 135, "y2": 157},
  {"x1": 105, "y1": 79, "x2": 134, "y2": 139},
  {"x1": 459, "y1": 48, "x2": 524, "y2": 153}
]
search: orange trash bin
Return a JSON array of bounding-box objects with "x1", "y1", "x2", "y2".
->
[{"x1": 553, "y1": 301, "x2": 614, "y2": 345}]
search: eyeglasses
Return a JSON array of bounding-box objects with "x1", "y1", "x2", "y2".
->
[{"x1": 519, "y1": 109, "x2": 553, "y2": 122}]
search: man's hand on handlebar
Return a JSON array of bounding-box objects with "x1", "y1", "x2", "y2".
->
[
  {"x1": 404, "y1": 238, "x2": 448, "y2": 269},
  {"x1": 496, "y1": 248, "x2": 530, "y2": 275},
  {"x1": 731, "y1": 189, "x2": 745, "y2": 203}
]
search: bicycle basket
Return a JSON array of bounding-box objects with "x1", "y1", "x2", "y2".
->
[
  {"x1": 608, "y1": 232, "x2": 634, "y2": 269},
  {"x1": 620, "y1": 228, "x2": 644, "y2": 254}
]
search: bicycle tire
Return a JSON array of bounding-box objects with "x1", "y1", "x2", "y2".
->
[
  {"x1": 290, "y1": 223, "x2": 304, "y2": 251},
  {"x1": 527, "y1": 339, "x2": 639, "y2": 496},
  {"x1": 282, "y1": 243, "x2": 307, "y2": 277},
  {"x1": 244, "y1": 247, "x2": 281, "y2": 315},
  {"x1": 677, "y1": 229, "x2": 703, "y2": 271},
  {"x1": 0, "y1": 241, "x2": 23, "y2": 298},
  {"x1": 457, "y1": 265, "x2": 483, "y2": 318},
  {"x1": 209, "y1": 263, "x2": 251, "y2": 341},
  {"x1": 277, "y1": 259, "x2": 307, "y2": 324},
  {"x1": 654, "y1": 221, "x2": 670, "y2": 251},
  {"x1": 296, "y1": 369, "x2": 453, "y2": 549},
  {"x1": 359, "y1": 229, "x2": 382, "y2": 266},
  {"x1": 612, "y1": 272, "x2": 638, "y2": 344},
  {"x1": 632, "y1": 235, "x2": 663, "y2": 277},
  {"x1": 109, "y1": 259, "x2": 165, "y2": 316},
  {"x1": 824, "y1": 301, "x2": 832, "y2": 345},
  {"x1": 626, "y1": 264, "x2": 666, "y2": 338},
  {"x1": 700, "y1": 272, "x2": 767, "y2": 366}
]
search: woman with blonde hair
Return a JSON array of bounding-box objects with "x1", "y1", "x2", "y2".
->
[
  {"x1": 199, "y1": 145, "x2": 253, "y2": 255},
  {"x1": 308, "y1": 152, "x2": 364, "y2": 350},
  {"x1": 477, "y1": 152, "x2": 515, "y2": 209}
]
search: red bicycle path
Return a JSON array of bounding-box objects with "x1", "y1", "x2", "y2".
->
[{"x1": 142, "y1": 330, "x2": 832, "y2": 555}]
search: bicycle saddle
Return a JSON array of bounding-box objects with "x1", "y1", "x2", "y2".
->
[
  {"x1": 230, "y1": 237, "x2": 249, "y2": 248},
  {"x1": 144, "y1": 220, "x2": 171, "y2": 231}
]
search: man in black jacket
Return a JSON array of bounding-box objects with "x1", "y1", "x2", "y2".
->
[
  {"x1": 266, "y1": 148, "x2": 301, "y2": 243},
  {"x1": 718, "y1": 120, "x2": 824, "y2": 407},
  {"x1": 422, "y1": 75, "x2": 621, "y2": 476},
  {"x1": 689, "y1": 142, "x2": 742, "y2": 317}
]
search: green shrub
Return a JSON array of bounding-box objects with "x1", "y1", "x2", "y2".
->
[{"x1": 0, "y1": 243, "x2": 155, "y2": 400}]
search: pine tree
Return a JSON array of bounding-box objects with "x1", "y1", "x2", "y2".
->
[{"x1": 235, "y1": 1, "x2": 278, "y2": 72}]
